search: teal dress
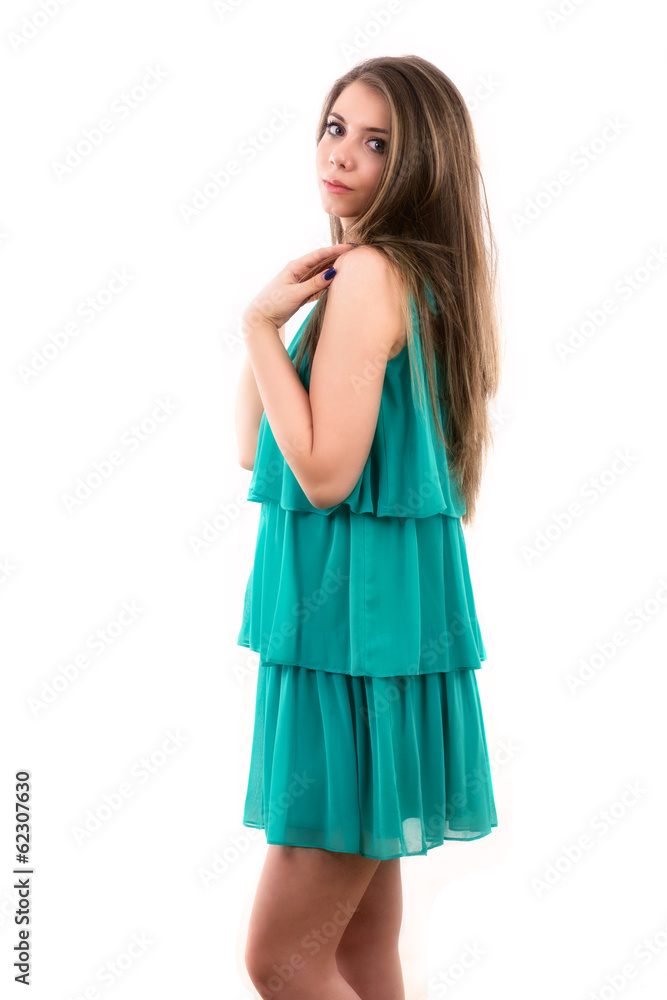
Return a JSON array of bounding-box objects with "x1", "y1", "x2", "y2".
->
[{"x1": 238, "y1": 292, "x2": 498, "y2": 860}]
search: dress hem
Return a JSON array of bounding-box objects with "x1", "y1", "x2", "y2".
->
[
  {"x1": 241, "y1": 820, "x2": 499, "y2": 860},
  {"x1": 237, "y1": 640, "x2": 486, "y2": 676}
]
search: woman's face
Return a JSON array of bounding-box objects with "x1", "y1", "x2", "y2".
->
[{"x1": 316, "y1": 80, "x2": 389, "y2": 232}]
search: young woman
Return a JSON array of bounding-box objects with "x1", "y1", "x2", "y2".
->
[{"x1": 235, "y1": 54, "x2": 503, "y2": 1000}]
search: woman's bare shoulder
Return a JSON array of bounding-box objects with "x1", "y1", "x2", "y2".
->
[{"x1": 324, "y1": 246, "x2": 405, "y2": 352}]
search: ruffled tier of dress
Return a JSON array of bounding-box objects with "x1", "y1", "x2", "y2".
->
[
  {"x1": 242, "y1": 659, "x2": 498, "y2": 858},
  {"x1": 237, "y1": 500, "x2": 486, "y2": 678}
]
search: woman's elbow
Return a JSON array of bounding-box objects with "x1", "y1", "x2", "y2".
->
[
  {"x1": 305, "y1": 476, "x2": 350, "y2": 511},
  {"x1": 307, "y1": 490, "x2": 334, "y2": 510},
  {"x1": 237, "y1": 431, "x2": 258, "y2": 471}
]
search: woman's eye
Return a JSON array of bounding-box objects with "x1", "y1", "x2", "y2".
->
[{"x1": 325, "y1": 121, "x2": 386, "y2": 154}]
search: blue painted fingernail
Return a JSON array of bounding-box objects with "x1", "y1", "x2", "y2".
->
[{"x1": 323, "y1": 267, "x2": 336, "y2": 280}]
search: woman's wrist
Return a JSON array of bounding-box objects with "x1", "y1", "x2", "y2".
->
[{"x1": 241, "y1": 311, "x2": 279, "y2": 342}]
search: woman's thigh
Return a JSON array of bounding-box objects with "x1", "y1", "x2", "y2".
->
[
  {"x1": 336, "y1": 858, "x2": 403, "y2": 954},
  {"x1": 245, "y1": 844, "x2": 381, "y2": 980}
]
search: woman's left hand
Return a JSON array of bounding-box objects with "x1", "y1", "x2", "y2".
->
[{"x1": 241, "y1": 243, "x2": 355, "y2": 334}]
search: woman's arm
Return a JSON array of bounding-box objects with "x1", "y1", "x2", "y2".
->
[
  {"x1": 242, "y1": 248, "x2": 404, "y2": 508},
  {"x1": 234, "y1": 324, "x2": 286, "y2": 470}
]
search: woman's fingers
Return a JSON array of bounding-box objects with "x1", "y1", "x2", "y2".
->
[
  {"x1": 285, "y1": 243, "x2": 356, "y2": 282},
  {"x1": 287, "y1": 243, "x2": 356, "y2": 310},
  {"x1": 294, "y1": 261, "x2": 341, "y2": 308},
  {"x1": 295, "y1": 283, "x2": 330, "y2": 310},
  {"x1": 243, "y1": 244, "x2": 355, "y2": 332}
]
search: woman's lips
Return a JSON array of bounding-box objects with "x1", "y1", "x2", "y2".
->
[{"x1": 323, "y1": 180, "x2": 352, "y2": 193}]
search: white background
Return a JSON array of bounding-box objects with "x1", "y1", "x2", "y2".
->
[{"x1": 2, "y1": 0, "x2": 666, "y2": 997}]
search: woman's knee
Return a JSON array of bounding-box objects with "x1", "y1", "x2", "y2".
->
[{"x1": 245, "y1": 940, "x2": 312, "y2": 996}]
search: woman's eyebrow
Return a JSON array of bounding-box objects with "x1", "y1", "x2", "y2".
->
[{"x1": 329, "y1": 111, "x2": 389, "y2": 135}]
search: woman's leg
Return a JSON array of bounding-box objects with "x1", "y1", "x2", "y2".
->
[
  {"x1": 245, "y1": 843, "x2": 381, "y2": 999},
  {"x1": 335, "y1": 858, "x2": 406, "y2": 1000}
]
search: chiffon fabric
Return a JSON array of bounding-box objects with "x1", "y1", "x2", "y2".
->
[
  {"x1": 242, "y1": 662, "x2": 497, "y2": 859},
  {"x1": 239, "y1": 291, "x2": 498, "y2": 857}
]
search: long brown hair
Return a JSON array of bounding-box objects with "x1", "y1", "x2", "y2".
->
[{"x1": 295, "y1": 54, "x2": 504, "y2": 526}]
